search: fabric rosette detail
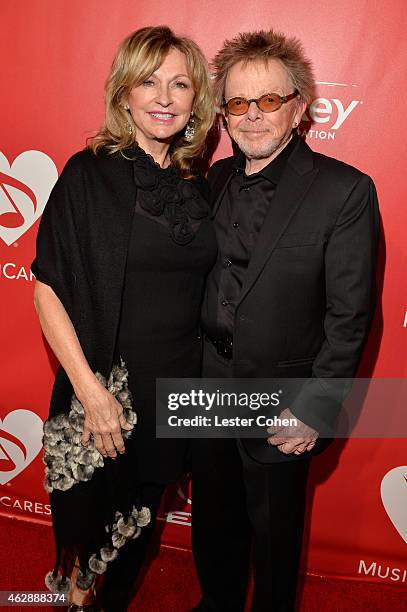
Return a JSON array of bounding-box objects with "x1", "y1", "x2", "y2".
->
[
  {"x1": 138, "y1": 189, "x2": 165, "y2": 216},
  {"x1": 42, "y1": 359, "x2": 137, "y2": 493},
  {"x1": 171, "y1": 221, "x2": 196, "y2": 245},
  {"x1": 131, "y1": 144, "x2": 209, "y2": 245}
]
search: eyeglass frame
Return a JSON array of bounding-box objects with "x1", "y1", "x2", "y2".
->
[{"x1": 222, "y1": 90, "x2": 299, "y2": 115}]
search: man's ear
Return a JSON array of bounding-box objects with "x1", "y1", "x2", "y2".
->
[
  {"x1": 295, "y1": 100, "x2": 307, "y2": 126},
  {"x1": 220, "y1": 110, "x2": 228, "y2": 131},
  {"x1": 220, "y1": 105, "x2": 228, "y2": 126}
]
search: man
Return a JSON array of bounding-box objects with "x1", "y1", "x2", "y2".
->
[{"x1": 191, "y1": 30, "x2": 379, "y2": 612}]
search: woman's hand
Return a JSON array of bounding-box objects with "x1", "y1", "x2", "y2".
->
[{"x1": 80, "y1": 384, "x2": 134, "y2": 459}]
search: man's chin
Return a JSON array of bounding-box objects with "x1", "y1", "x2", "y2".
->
[
  {"x1": 233, "y1": 134, "x2": 291, "y2": 160},
  {"x1": 237, "y1": 143, "x2": 278, "y2": 160}
]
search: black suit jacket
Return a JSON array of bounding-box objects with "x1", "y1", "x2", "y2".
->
[{"x1": 207, "y1": 137, "x2": 380, "y2": 462}]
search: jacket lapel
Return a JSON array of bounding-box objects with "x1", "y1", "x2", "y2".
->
[{"x1": 237, "y1": 139, "x2": 319, "y2": 307}]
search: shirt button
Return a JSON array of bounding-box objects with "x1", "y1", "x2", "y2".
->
[
  {"x1": 221, "y1": 300, "x2": 228, "y2": 307},
  {"x1": 233, "y1": 222, "x2": 239, "y2": 229},
  {"x1": 223, "y1": 258, "x2": 232, "y2": 268}
]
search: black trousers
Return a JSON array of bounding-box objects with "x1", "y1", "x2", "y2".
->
[{"x1": 190, "y1": 339, "x2": 311, "y2": 612}]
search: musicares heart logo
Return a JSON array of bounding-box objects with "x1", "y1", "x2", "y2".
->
[
  {"x1": 381, "y1": 466, "x2": 407, "y2": 544},
  {"x1": 0, "y1": 150, "x2": 58, "y2": 246},
  {"x1": 0, "y1": 410, "x2": 44, "y2": 484}
]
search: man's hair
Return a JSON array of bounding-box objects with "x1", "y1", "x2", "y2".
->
[
  {"x1": 212, "y1": 29, "x2": 315, "y2": 108},
  {"x1": 90, "y1": 26, "x2": 215, "y2": 178}
]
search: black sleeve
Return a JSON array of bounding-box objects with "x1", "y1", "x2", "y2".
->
[
  {"x1": 31, "y1": 154, "x2": 85, "y2": 316},
  {"x1": 290, "y1": 174, "x2": 380, "y2": 435}
]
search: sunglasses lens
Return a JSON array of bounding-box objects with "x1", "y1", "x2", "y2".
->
[
  {"x1": 258, "y1": 94, "x2": 280, "y2": 112},
  {"x1": 227, "y1": 98, "x2": 249, "y2": 115}
]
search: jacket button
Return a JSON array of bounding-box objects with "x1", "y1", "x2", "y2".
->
[{"x1": 239, "y1": 314, "x2": 246, "y2": 321}]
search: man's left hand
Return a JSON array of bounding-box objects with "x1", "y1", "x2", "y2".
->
[{"x1": 266, "y1": 407, "x2": 318, "y2": 455}]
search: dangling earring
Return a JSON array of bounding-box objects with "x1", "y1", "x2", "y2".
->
[
  {"x1": 184, "y1": 113, "x2": 195, "y2": 142},
  {"x1": 123, "y1": 104, "x2": 133, "y2": 135}
]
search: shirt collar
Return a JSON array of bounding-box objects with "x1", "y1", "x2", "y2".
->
[{"x1": 233, "y1": 132, "x2": 299, "y2": 185}]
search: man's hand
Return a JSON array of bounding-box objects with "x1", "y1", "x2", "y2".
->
[{"x1": 266, "y1": 407, "x2": 318, "y2": 455}]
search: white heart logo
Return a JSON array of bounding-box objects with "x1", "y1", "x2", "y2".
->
[
  {"x1": 381, "y1": 466, "x2": 407, "y2": 544},
  {"x1": 0, "y1": 150, "x2": 58, "y2": 246},
  {"x1": 0, "y1": 410, "x2": 44, "y2": 484}
]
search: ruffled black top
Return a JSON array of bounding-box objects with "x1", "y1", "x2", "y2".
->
[{"x1": 132, "y1": 146, "x2": 209, "y2": 245}]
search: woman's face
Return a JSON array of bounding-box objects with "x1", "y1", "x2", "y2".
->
[{"x1": 126, "y1": 47, "x2": 195, "y2": 149}]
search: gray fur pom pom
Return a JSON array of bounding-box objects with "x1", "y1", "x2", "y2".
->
[
  {"x1": 53, "y1": 474, "x2": 75, "y2": 491},
  {"x1": 94, "y1": 372, "x2": 107, "y2": 387},
  {"x1": 71, "y1": 397, "x2": 84, "y2": 415},
  {"x1": 88, "y1": 554, "x2": 107, "y2": 575},
  {"x1": 124, "y1": 409, "x2": 137, "y2": 426},
  {"x1": 111, "y1": 363, "x2": 128, "y2": 383},
  {"x1": 112, "y1": 531, "x2": 127, "y2": 549},
  {"x1": 78, "y1": 449, "x2": 97, "y2": 466},
  {"x1": 44, "y1": 477, "x2": 53, "y2": 493},
  {"x1": 131, "y1": 527, "x2": 142, "y2": 540},
  {"x1": 75, "y1": 568, "x2": 95, "y2": 590},
  {"x1": 44, "y1": 419, "x2": 66, "y2": 436},
  {"x1": 100, "y1": 546, "x2": 119, "y2": 562},
  {"x1": 63, "y1": 428, "x2": 82, "y2": 445},
  {"x1": 45, "y1": 571, "x2": 71, "y2": 594},
  {"x1": 51, "y1": 413, "x2": 70, "y2": 430},
  {"x1": 71, "y1": 463, "x2": 94, "y2": 482},
  {"x1": 136, "y1": 506, "x2": 151, "y2": 527},
  {"x1": 44, "y1": 428, "x2": 65, "y2": 443},
  {"x1": 68, "y1": 412, "x2": 85, "y2": 433},
  {"x1": 117, "y1": 515, "x2": 137, "y2": 537}
]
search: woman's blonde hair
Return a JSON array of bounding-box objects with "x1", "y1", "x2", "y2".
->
[{"x1": 90, "y1": 26, "x2": 215, "y2": 178}]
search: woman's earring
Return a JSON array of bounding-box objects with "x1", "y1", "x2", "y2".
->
[
  {"x1": 123, "y1": 104, "x2": 133, "y2": 134},
  {"x1": 184, "y1": 113, "x2": 195, "y2": 142}
]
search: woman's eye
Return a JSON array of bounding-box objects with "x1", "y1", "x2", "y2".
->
[
  {"x1": 143, "y1": 80, "x2": 155, "y2": 87},
  {"x1": 175, "y1": 81, "x2": 189, "y2": 89}
]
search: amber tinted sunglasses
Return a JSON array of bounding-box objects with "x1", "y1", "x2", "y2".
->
[{"x1": 223, "y1": 90, "x2": 299, "y2": 115}]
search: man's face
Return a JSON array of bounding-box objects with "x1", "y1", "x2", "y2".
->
[{"x1": 223, "y1": 59, "x2": 306, "y2": 161}]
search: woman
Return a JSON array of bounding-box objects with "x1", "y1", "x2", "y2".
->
[{"x1": 32, "y1": 25, "x2": 216, "y2": 611}]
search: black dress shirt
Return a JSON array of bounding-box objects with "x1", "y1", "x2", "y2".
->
[{"x1": 202, "y1": 134, "x2": 298, "y2": 339}]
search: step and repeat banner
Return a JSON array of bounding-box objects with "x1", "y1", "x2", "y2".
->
[{"x1": 1, "y1": 0, "x2": 406, "y2": 588}]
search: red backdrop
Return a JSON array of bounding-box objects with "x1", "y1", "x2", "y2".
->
[{"x1": 1, "y1": 0, "x2": 406, "y2": 588}]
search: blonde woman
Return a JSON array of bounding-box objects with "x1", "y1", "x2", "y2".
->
[{"x1": 32, "y1": 26, "x2": 216, "y2": 612}]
